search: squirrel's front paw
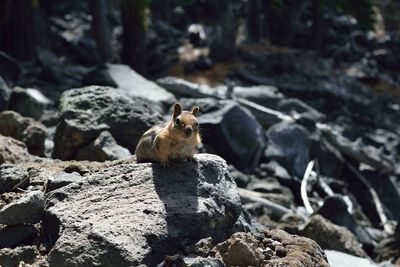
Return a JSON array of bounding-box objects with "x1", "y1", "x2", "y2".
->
[{"x1": 160, "y1": 160, "x2": 170, "y2": 167}]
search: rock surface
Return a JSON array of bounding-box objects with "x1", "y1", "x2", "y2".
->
[
  {"x1": 301, "y1": 215, "x2": 366, "y2": 257},
  {"x1": 326, "y1": 250, "x2": 394, "y2": 267},
  {"x1": 52, "y1": 86, "x2": 163, "y2": 160},
  {"x1": 76, "y1": 131, "x2": 132, "y2": 161},
  {"x1": 44, "y1": 154, "x2": 242, "y2": 267},
  {"x1": 0, "y1": 191, "x2": 45, "y2": 225},
  {"x1": 265, "y1": 122, "x2": 311, "y2": 177},
  {"x1": 0, "y1": 164, "x2": 30, "y2": 193},
  {"x1": 0, "y1": 135, "x2": 35, "y2": 164},
  {"x1": 106, "y1": 64, "x2": 176, "y2": 108},
  {"x1": 181, "y1": 99, "x2": 266, "y2": 170},
  {"x1": 0, "y1": 111, "x2": 47, "y2": 156},
  {"x1": 8, "y1": 87, "x2": 52, "y2": 120},
  {"x1": 0, "y1": 246, "x2": 39, "y2": 267}
]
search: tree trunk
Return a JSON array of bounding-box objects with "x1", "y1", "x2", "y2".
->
[
  {"x1": 0, "y1": 0, "x2": 36, "y2": 61},
  {"x1": 120, "y1": 0, "x2": 147, "y2": 74},
  {"x1": 89, "y1": 0, "x2": 117, "y2": 64}
]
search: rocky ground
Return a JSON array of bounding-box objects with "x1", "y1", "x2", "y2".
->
[{"x1": 1, "y1": 2, "x2": 400, "y2": 267}]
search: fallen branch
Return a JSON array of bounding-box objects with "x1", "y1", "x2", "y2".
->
[{"x1": 238, "y1": 188, "x2": 290, "y2": 219}]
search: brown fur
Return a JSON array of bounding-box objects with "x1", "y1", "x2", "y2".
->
[{"x1": 135, "y1": 104, "x2": 201, "y2": 166}]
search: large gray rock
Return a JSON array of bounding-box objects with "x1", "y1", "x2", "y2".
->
[
  {"x1": 45, "y1": 172, "x2": 83, "y2": 192},
  {"x1": 0, "y1": 111, "x2": 47, "y2": 156},
  {"x1": 76, "y1": 131, "x2": 132, "y2": 162},
  {"x1": 0, "y1": 76, "x2": 10, "y2": 111},
  {"x1": 0, "y1": 191, "x2": 45, "y2": 225},
  {"x1": 0, "y1": 135, "x2": 36, "y2": 165},
  {"x1": 44, "y1": 154, "x2": 242, "y2": 267},
  {"x1": 85, "y1": 64, "x2": 176, "y2": 109},
  {"x1": 181, "y1": 99, "x2": 266, "y2": 170},
  {"x1": 0, "y1": 164, "x2": 30, "y2": 194},
  {"x1": 52, "y1": 86, "x2": 163, "y2": 160},
  {"x1": 8, "y1": 87, "x2": 52, "y2": 120},
  {"x1": 265, "y1": 122, "x2": 311, "y2": 177}
]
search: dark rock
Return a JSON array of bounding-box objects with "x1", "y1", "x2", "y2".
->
[
  {"x1": 45, "y1": 172, "x2": 83, "y2": 192},
  {"x1": 181, "y1": 99, "x2": 266, "y2": 170},
  {"x1": 8, "y1": 87, "x2": 52, "y2": 120},
  {"x1": 0, "y1": 135, "x2": 36, "y2": 164},
  {"x1": 362, "y1": 171, "x2": 400, "y2": 221},
  {"x1": 259, "y1": 161, "x2": 292, "y2": 183},
  {"x1": 232, "y1": 85, "x2": 284, "y2": 109},
  {"x1": 215, "y1": 232, "x2": 265, "y2": 266},
  {"x1": 0, "y1": 246, "x2": 38, "y2": 267},
  {"x1": 0, "y1": 164, "x2": 30, "y2": 194},
  {"x1": 0, "y1": 111, "x2": 47, "y2": 156},
  {"x1": 265, "y1": 122, "x2": 311, "y2": 177},
  {"x1": 52, "y1": 86, "x2": 163, "y2": 160},
  {"x1": 44, "y1": 154, "x2": 242, "y2": 266},
  {"x1": 301, "y1": 215, "x2": 366, "y2": 257},
  {"x1": 0, "y1": 76, "x2": 11, "y2": 111},
  {"x1": 185, "y1": 237, "x2": 214, "y2": 257},
  {"x1": 0, "y1": 225, "x2": 38, "y2": 248},
  {"x1": 228, "y1": 165, "x2": 250, "y2": 188},
  {"x1": 84, "y1": 64, "x2": 176, "y2": 109},
  {"x1": 315, "y1": 195, "x2": 373, "y2": 250},
  {"x1": 0, "y1": 191, "x2": 45, "y2": 225},
  {"x1": 76, "y1": 131, "x2": 132, "y2": 162}
]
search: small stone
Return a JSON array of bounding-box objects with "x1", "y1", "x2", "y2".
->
[
  {"x1": 45, "y1": 172, "x2": 83, "y2": 192},
  {"x1": 275, "y1": 245, "x2": 287, "y2": 257},
  {"x1": 0, "y1": 191, "x2": 45, "y2": 225}
]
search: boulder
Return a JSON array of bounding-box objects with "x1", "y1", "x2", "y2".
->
[
  {"x1": 0, "y1": 225, "x2": 38, "y2": 248},
  {"x1": 0, "y1": 111, "x2": 47, "y2": 156},
  {"x1": 212, "y1": 230, "x2": 330, "y2": 267},
  {"x1": 0, "y1": 191, "x2": 45, "y2": 225},
  {"x1": 76, "y1": 131, "x2": 132, "y2": 162},
  {"x1": 8, "y1": 87, "x2": 52, "y2": 120},
  {"x1": 0, "y1": 76, "x2": 10, "y2": 111},
  {"x1": 0, "y1": 164, "x2": 30, "y2": 194},
  {"x1": 84, "y1": 64, "x2": 176, "y2": 109},
  {"x1": 265, "y1": 122, "x2": 311, "y2": 177},
  {"x1": 180, "y1": 99, "x2": 266, "y2": 170},
  {"x1": 52, "y1": 86, "x2": 163, "y2": 160},
  {"x1": 301, "y1": 215, "x2": 366, "y2": 257},
  {"x1": 0, "y1": 135, "x2": 35, "y2": 164},
  {"x1": 43, "y1": 154, "x2": 242, "y2": 267},
  {"x1": 0, "y1": 246, "x2": 38, "y2": 267}
]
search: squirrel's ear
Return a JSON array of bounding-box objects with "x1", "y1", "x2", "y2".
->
[
  {"x1": 173, "y1": 103, "x2": 182, "y2": 118},
  {"x1": 191, "y1": 107, "x2": 199, "y2": 116}
]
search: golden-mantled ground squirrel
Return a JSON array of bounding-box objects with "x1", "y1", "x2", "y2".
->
[{"x1": 135, "y1": 103, "x2": 201, "y2": 166}]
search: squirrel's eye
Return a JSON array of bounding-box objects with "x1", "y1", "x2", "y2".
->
[{"x1": 175, "y1": 118, "x2": 180, "y2": 124}]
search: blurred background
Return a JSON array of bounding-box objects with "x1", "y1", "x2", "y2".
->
[{"x1": 1, "y1": 0, "x2": 400, "y2": 266}]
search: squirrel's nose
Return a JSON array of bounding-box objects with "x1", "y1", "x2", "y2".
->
[{"x1": 185, "y1": 127, "x2": 193, "y2": 135}]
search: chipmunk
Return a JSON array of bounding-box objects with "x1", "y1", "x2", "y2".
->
[{"x1": 135, "y1": 103, "x2": 201, "y2": 167}]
